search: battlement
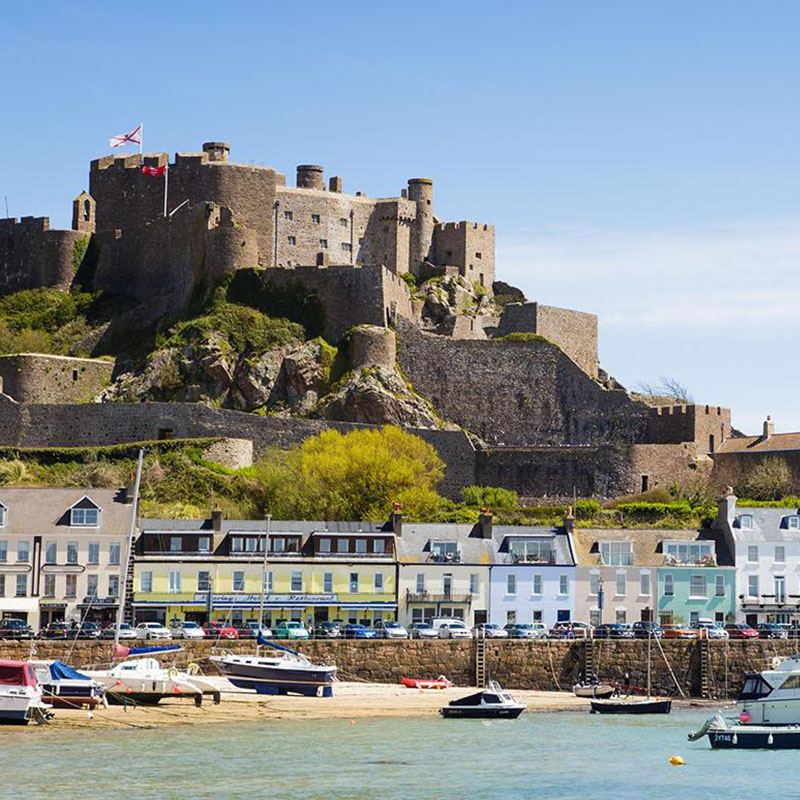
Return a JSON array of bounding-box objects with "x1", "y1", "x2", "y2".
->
[
  {"x1": 0, "y1": 216, "x2": 51, "y2": 232},
  {"x1": 650, "y1": 404, "x2": 727, "y2": 417},
  {"x1": 436, "y1": 221, "x2": 494, "y2": 232}
]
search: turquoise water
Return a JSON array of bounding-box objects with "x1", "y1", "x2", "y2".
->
[{"x1": 8, "y1": 710, "x2": 800, "y2": 800}]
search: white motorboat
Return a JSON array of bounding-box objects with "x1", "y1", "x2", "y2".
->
[
  {"x1": 440, "y1": 681, "x2": 526, "y2": 719},
  {"x1": 31, "y1": 660, "x2": 106, "y2": 708},
  {"x1": 689, "y1": 655, "x2": 800, "y2": 748},
  {"x1": 0, "y1": 660, "x2": 53, "y2": 725},
  {"x1": 84, "y1": 650, "x2": 221, "y2": 706}
]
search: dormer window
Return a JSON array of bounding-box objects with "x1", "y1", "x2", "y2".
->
[
  {"x1": 0, "y1": 503, "x2": 6, "y2": 527},
  {"x1": 70, "y1": 497, "x2": 100, "y2": 527},
  {"x1": 664, "y1": 541, "x2": 715, "y2": 566},
  {"x1": 430, "y1": 541, "x2": 460, "y2": 563},
  {"x1": 600, "y1": 541, "x2": 633, "y2": 566},
  {"x1": 739, "y1": 514, "x2": 754, "y2": 530},
  {"x1": 787, "y1": 516, "x2": 800, "y2": 530},
  {"x1": 509, "y1": 539, "x2": 553, "y2": 563}
]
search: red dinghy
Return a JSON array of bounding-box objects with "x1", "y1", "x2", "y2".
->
[{"x1": 401, "y1": 675, "x2": 452, "y2": 690}]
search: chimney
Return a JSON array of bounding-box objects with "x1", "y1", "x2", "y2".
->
[
  {"x1": 763, "y1": 415, "x2": 775, "y2": 440},
  {"x1": 716, "y1": 487, "x2": 737, "y2": 529},
  {"x1": 479, "y1": 508, "x2": 493, "y2": 539},
  {"x1": 202, "y1": 142, "x2": 230, "y2": 163},
  {"x1": 211, "y1": 508, "x2": 223, "y2": 532},
  {"x1": 297, "y1": 164, "x2": 324, "y2": 190},
  {"x1": 329, "y1": 176, "x2": 343, "y2": 193},
  {"x1": 563, "y1": 506, "x2": 575, "y2": 534},
  {"x1": 391, "y1": 502, "x2": 403, "y2": 537}
]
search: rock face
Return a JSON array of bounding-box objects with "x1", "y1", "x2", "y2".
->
[
  {"x1": 416, "y1": 274, "x2": 497, "y2": 335},
  {"x1": 101, "y1": 336, "x2": 329, "y2": 414},
  {"x1": 317, "y1": 366, "x2": 445, "y2": 428}
]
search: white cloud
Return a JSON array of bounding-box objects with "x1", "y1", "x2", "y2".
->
[{"x1": 496, "y1": 218, "x2": 800, "y2": 329}]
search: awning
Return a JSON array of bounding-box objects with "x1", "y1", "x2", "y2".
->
[{"x1": 339, "y1": 602, "x2": 397, "y2": 610}]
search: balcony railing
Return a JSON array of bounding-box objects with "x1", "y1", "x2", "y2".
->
[
  {"x1": 427, "y1": 552, "x2": 461, "y2": 564},
  {"x1": 664, "y1": 555, "x2": 717, "y2": 567},
  {"x1": 406, "y1": 590, "x2": 472, "y2": 604},
  {"x1": 507, "y1": 553, "x2": 555, "y2": 565}
]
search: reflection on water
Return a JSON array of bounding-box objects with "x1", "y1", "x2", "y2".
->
[{"x1": 10, "y1": 710, "x2": 799, "y2": 800}]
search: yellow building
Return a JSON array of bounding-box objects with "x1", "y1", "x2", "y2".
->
[{"x1": 133, "y1": 517, "x2": 397, "y2": 628}]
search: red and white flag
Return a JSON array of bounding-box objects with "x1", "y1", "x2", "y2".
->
[
  {"x1": 142, "y1": 165, "x2": 166, "y2": 177},
  {"x1": 109, "y1": 124, "x2": 143, "y2": 148}
]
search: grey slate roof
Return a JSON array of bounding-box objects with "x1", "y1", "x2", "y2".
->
[
  {"x1": 0, "y1": 487, "x2": 134, "y2": 535},
  {"x1": 727, "y1": 506, "x2": 800, "y2": 544}
]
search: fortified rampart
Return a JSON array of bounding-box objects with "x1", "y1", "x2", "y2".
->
[
  {"x1": 0, "y1": 638, "x2": 784, "y2": 698},
  {"x1": 0, "y1": 216, "x2": 86, "y2": 294},
  {"x1": 432, "y1": 221, "x2": 495, "y2": 289},
  {"x1": 0, "y1": 354, "x2": 113, "y2": 404},
  {"x1": 646, "y1": 403, "x2": 731, "y2": 457},
  {"x1": 0, "y1": 400, "x2": 476, "y2": 500}
]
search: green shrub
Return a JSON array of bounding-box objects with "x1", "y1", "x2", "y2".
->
[
  {"x1": 400, "y1": 272, "x2": 417, "y2": 290},
  {"x1": 738, "y1": 496, "x2": 800, "y2": 508},
  {"x1": 460, "y1": 485, "x2": 519, "y2": 510},
  {"x1": 575, "y1": 499, "x2": 601, "y2": 519},
  {"x1": 616, "y1": 501, "x2": 694, "y2": 524},
  {"x1": 494, "y1": 332, "x2": 552, "y2": 344}
]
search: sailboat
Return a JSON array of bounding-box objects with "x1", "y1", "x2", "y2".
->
[
  {"x1": 209, "y1": 515, "x2": 337, "y2": 697},
  {"x1": 80, "y1": 450, "x2": 220, "y2": 706},
  {"x1": 590, "y1": 632, "x2": 672, "y2": 714}
]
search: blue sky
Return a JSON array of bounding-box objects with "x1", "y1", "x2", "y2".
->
[{"x1": 1, "y1": 1, "x2": 798, "y2": 434}]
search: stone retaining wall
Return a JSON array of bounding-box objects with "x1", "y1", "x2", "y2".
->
[{"x1": 3, "y1": 639, "x2": 792, "y2": 699}]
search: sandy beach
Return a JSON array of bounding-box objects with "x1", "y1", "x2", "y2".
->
[{"x1": 1, "y1": 679, "x2": 592, "y2": 735}]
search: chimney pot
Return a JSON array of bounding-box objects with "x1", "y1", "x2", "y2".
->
[{"x1": 763, "y1": 415, "x2": 775, "y2": 439}]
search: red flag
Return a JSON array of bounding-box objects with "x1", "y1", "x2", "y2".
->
[
  {"x1": 142, "y1": 165, "x2": 166, "y2": 177},
  {"x1": 113, "y1": 643, "x2": 131, "y2": 659}
]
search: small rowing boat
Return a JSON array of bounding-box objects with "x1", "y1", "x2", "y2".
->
[{"x1": 401, "y1": 675, "x2": 452, "y2": 690}]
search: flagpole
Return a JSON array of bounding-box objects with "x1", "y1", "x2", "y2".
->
[
  {"x1": 164, "y1": 163, "x2": 169, "y2": 218},
  {"x1": 139, "y1": 122, "x2": 143, "y2": 156}
]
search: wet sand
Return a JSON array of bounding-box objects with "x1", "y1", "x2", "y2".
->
[{"x1": 2, "y1": 679, "x2": 591, "y2": 735}]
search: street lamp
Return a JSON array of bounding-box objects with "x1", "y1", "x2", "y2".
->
[{"x1": 597, "y1": 575, "x2": 605, "y2": 626}]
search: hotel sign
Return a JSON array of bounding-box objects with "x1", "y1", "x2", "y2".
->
[{"x1": 194, "y1": 593, "x2": 339, "y2": 605}]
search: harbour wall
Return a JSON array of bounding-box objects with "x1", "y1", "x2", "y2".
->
[{"x1": 3, "y1": 639, "x2": 789, "y2": 699}]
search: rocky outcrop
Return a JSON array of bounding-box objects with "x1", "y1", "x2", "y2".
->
[
  {"x1": 316, "y1": 366, "x2": 445, "y2": 428},
  {"x1": 416, "y1": 274, "x2": 497, "y2": 335}
]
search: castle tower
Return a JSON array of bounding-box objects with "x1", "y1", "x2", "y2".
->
[
  {"x1": 297, "y1": 165, "x2": 324, "y2": 190},
  {"x1": 71, "y1": 191, "x2": 95, "y2": 233},
  {"x1": 407, "y1": 178, "x2": 433, "y2": 274},
  {"x1": 202, "y1": 142, "x2": 230, "y2": 163}
]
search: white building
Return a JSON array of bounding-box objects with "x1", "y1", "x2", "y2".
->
[
  {"x1": 488, "y1": 528, "x2": 575, "y2": 628},
  {"x1": 716, "y1": 492, "x2": 800, "y2": 625}
]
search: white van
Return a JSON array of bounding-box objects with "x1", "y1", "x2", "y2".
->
[{"x1": 432, "y1": 618, "x2": 473, "y2": 639}]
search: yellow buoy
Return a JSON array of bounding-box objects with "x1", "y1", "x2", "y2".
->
[{"x1": 668, "y1": 756, "x2": 685, "y2": 767}]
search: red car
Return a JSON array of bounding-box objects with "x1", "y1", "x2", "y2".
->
[
  {"x1": 202, "y1": 621, "x2": 239, "y2": 640},
  {"x1": 724, "y1": 623, "x2": 759, "y2": 639}
]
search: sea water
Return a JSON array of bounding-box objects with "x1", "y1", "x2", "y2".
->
[{"x1": 8, "y1": 710, "x2": 799, "y2": 800}]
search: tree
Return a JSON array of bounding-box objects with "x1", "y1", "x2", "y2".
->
[
  {"x1": 738, "y1": 457, "x2": 793, "y2": 501},
  {"x1": 253, "y1": 426, "x2": 446, "y2": 521},
  {"x1": 635, "y1": 375, "x2": 694, "y2": 404}
]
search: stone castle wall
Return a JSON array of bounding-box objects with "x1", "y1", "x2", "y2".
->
[
  {"x1": 0, "y1": 216, "x2": 85, "y2": 295},
  {"x1": 646, "y1": 404, "x2": 732, "y2": 457},
  {"x1": 396, "y1": 319, "x2": 648, "y2": 448},
  {"x1": 432, "y1": 221, "x2": 495, "y2": 289},
  {"x1": 0, "y1": 400, "x2": 476, "y2": 500},
  {"x1": 0, "y1": 638, "x2": 785, "y2": 698},
  {"x1": 0, "y1": 354, "x2": 114, "y2": 404}
]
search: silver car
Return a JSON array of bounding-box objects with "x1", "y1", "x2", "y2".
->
[
  {"x1": 473, "y1": 623, "x2": 509, "y2": 639},
  {"x1": 101, "y1": 623, "x2": 137, "y2": 640},
  {"x1": 135, "y1": 622, "x2": 173, "y2": 640},
  {"x1": 408, "y1": 622, "x2": 439, "y2": 639},
  {"x1": 169, "y1": 621, "x2": 205, "y2": 640},
  {"x1": 374, "y1": 621, "x2": 409, "y2": 639}
]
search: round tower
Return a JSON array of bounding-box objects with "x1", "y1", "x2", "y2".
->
[
  {"x1": 350, "y1": 326, "x2": 396, "y2": 371},
  {"x1": 407, "y1": 178, "x2": 434, "y2": 274},
  {"x1": 297, "y1": 165, "x2": 324, "y2": 190}
]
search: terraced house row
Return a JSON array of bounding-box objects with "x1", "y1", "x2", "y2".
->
[{"x1": 0, "y1": 489, "x2": 798, "y2": 631}]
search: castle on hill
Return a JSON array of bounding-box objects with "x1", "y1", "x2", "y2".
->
[{"x1": 0, "y1": 140, "x2": 794, "y2": 500}]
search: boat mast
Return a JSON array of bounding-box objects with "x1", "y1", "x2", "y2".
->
[
  {"x1": 256, "y1": 514, "x2": 271, "y2": 655},
  {"x1": 113, "y1": 448, "x2": 144, "y2": 662},
  {"x1": 647, "y1": 630, "x2": 652, "y2": 699}
]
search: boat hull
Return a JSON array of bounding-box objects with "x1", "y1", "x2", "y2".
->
[
  {"x1": 574, "y1": 685, "x2": 614, "y2": 699},
  {"x1": 709, "y1": 726, "x2": 800, "y2": 749},
  {"x1": 214, "y1": 657, "x2": 336, "y2": 698},
  {"x1": 440, "y1": 705, "x2": 525, "y2": 719},
  {"x1": 0, "y1": 692, "x2": 50, "y2": 725},
  {"x1": 590, "y1": 699, "x2": 672, "y2": 715}
]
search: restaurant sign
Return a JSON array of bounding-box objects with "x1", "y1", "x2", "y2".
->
[{"x1": 194, "y1": 593, "x2": 339, "y2": 605}]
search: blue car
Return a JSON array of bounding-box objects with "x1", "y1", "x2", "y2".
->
[{"x1": 341, "y1": 624, "x2": 377, "y2": 639}]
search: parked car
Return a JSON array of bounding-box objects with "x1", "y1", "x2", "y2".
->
[
  {"x1": 0, "y1": 618, "x2": 33, "y2": 639},
  {"x1": 631, "y1": 621, "x2": 664, "y2": 639},
  {"x1": 235, "y1": 625, "x2": 257, "y2": 639},
  {"x1": 435, "y1": 620, "x2": 473, "y2": 639},
  {"x1": 373, "y1": 621, "x2": 409, "y2": 639},
  {"x1": 41, "y1": 621, "x2": 72, "y2": 639},
  {"x1": 696, "y1": 620, "x2": 729, "y2": 640},
  {"x1": 244, "y1": 620, "x2": 273, "y2": 639},
  {"x1": 313, "y1": 621, "x2": 341, "y2": 639},
  {"x1": 473, "y1": 623, "x2": 509, "y2": 639},
  {"x1": 757, "y1": 622, "x2": 788, "y2": 640},
  {"x1": 725, "y1": 623, "x2": 759, "y2": 640},
  {"x1": 408, "y1": 622, "x2": 439, "y2": 640},
  {"x1": 135, "y1": 622, "x2": 173, "y2": 640},
  {"x1": 341, "y1": 623, "x2": 377, "y2": 639},
  {"x1": 202, "y1": 621, "x2": 239, "y2": 640},
  {"x1": 76, "y1": 621, "x2": 102, "y2": 639},
  {"x1": 550, "y1": 621, "x2": 593, "y2": 639},
  {"x1": 273, "y1": 621, "x2": 310, "y2": 640},
  {"x1": 594, "y1": 623, "x2": 635, "y2": 640},
  {"x1": 661, "y1": 624, "x2": 699, "y2": 639},
  {"x1": 170, "y1": 621, "x2": 206, "y2": 640},
  {"x1": 503, "y1": 623, "x2": 546, "y2": 639},
  {"x1": 101, "y1": 622, "x2": 137, "y2": 640}
]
